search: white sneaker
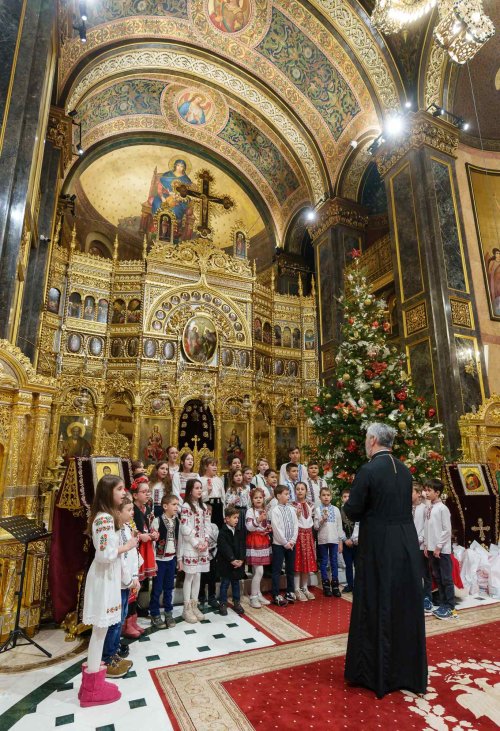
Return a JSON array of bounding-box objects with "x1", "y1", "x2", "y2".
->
[
  {"x1": 258, "y1": 593, "x2": 270, "y2": 606},
  {"x1": 295, "y1": 588, "x2": 308, "y2": 602},
  {"x1": 302, "y1": 588, "x2": 315, "y2": 600},
  {"x1": 249, "y1": 595, "x2": 262, "y2": 609}
]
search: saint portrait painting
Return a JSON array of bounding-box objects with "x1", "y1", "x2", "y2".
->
[
  {"x1": 208, "y1": 0, "x2": 251, "y2": 33},
  {"x1": 59, "y1": 417, "x2": 93, "y2": 464},
  {"x1": 234, "y1": 231, "x2": 247, "y2": 259},
  {"x1": 458, "y1": 464, "x2": 489, "y2": 496},
  {"x1": 183, "y1": 315, "x2": 217, "y2": 364},
  {"x1": 177, "y1": 92, "x2": 213, "y2": 126},
  {"x1": 150, "y1": 158, "x2": 194, "y2": 242}
]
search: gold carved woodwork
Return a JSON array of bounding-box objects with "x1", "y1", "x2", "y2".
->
[
  {"x1": 375, "y1": 111, "x2": 460, "y2": 178},
  {"x1": 404, "y1": 302, "x2": 428, "y2": 336},
  {"x1": 450, "y1": 298, "x2": 473, "y2": 329},
  {"x1": 46, "y1": 106, "x2": 73, "y2": 172},
  {"x1": 458, "y1": 394, "x2": 500, "y2": 464},
  {"x1": 307, "y1": 197, "x2": 369, "y2": 242}
]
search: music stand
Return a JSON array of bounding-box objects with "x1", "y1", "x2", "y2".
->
[{"x1": 0, "y1": 516, "x2": 52, "y2": 657}]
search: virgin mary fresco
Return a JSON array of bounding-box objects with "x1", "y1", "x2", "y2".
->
[{"x1": 151, "y1": 159, "x2": 194, "y2": 242}]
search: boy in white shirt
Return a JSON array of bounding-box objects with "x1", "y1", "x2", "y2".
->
[
  {"x1": 412, "y1": 482, "x2": 433, "y2": 613},
  {"x1": 306, "y1": 461, "x2": 328, "y2": 506},
  {"x1": 279, "y1": 447, "x2": 306, "y2": 485},
  {"x1": 424, "y1": 479, "x2": 455, "y2": 620},
  {"x1": 252, "y1": 458, "x2": 269, "y2": 489},
  {"x1": 314, "y1": 487, "x2": 345, "y2": 597},
  {"x1": 270, "y1": 485, "x2": 298, "y2": 606}
]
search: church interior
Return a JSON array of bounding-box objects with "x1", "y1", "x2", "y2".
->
[{"x1": 0, "y1": 0, "x2": 500, "y2": 728}]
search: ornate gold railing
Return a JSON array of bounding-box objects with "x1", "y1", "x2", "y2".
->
[{"x1": 347, "y1": 234, "x2": 393, "y2": 289}]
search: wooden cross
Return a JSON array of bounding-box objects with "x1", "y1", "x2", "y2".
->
[
  {"x1": 471, "y1": 517, "x2": 490, "y2": 543},
  {"x1": 176, "y1": 169, "x2": 234, "y2": 238}
]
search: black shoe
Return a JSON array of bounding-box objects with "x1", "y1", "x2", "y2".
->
[
  {"x1": 208, "y1": 597, "x2": 220, "y2": 610},
  {"x1": 331, "y1": 579, "x2": 341, "y2": 598},
  {"x1": 219, "y1": 602, "x2": 228, "y2": 616},
  {"x1": 285, "y1": 592, "x2": 296, "y2": 604},
  {"x1": 117, "y1": 642, "x2": 129, "y2": 658},
  {"x1": 198, "y1": 596, "x2": 207, "y2": 606},
  {"x1": 322, "y1": 579, "x2": 333, "y2": 597},
  {"x1": 273, "y1": 595, "x2": 288, "y2": 607},
  {"x1": 233, "y1": 602, "x2": 245, "y2": 616},
  {"x1": 342, "y1": 585, "x2": 353, "y2": 594}
]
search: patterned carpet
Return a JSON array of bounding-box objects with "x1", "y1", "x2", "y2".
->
[{"x1": 151, "y1": 603, "x2": 500, "y2": 730}]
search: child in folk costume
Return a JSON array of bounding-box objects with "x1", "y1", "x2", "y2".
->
[
  {"x1": 80, "y1": 476, "x2": 138, "y2": 708},
  {"x1": 293, "y1": 481, "x2": 317, "y2": 601},
  {"x1": 149, "y1": 460, "x2": 173, "y2": 517},
  {"x1": 150, "y1": 494, "x2": 180, "y2": 629},
  {"x1": 270, "y1": 485, "x2": 299, "y2": 606},
  {"x1": 132, "y1": 477, "x2": 158, "y2": 582},
  {"x1": 245, "y1": 487, "x2": 272, "y2": 608},
  {"x1": 200, "y1": 457, "x2": 225, "y2": 528},
  {"x1": 424, "y1": 478, "x2": 456, "y2": 620},
  {"x1": 252, "y1": 458, "x2": 269, "y2": 489},
  {"x1": 242, "y1": 465, "x2": 254, "y2": 490},
  {"x1": 263, "y1": 469, "x2": 278, "y2": 511},
  {"x1": 224, "y1": 467, "x2": 250, "y2": 554},
  {"x1": 178, "y1": 478, "x2": 210, "y2": 624},
  {"x1": 101, "y1": 497, "x2": 138, "y2": 679},
  {"x1": 314, "y1": 487, "x2": 344, "y2": 598},
  {"x1": 198, "y1": 503, "x2": 220, "y2": 610},
  {"x1": 412, "y1": 482, "x2": 433, "y2": 613},
  {"x1": 172, "y1": 451, "x2": 200, "y2": 502},
  {"x1": 306, "y1": 461, "x2": 328, "y2": 506}
]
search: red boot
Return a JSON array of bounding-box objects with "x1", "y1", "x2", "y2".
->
[
  {"x1": 79, "y1": 665, "x2": 121, "y2": 708},
  {"x1": 78, "y1": 662, "x2": 105, "y2": 700},
  {"x1": 129, "y1": 613, "x2": 145, "y2": 635},
  {"x1": 122, "y1": 615, "x2": 140, "y2": 639}
]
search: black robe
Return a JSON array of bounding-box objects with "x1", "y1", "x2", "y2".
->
[{"x1": 344, "y1": 449, "x2": 427, "y2": 698}]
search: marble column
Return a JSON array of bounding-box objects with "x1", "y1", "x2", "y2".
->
[
  {"x1": 308, "y1": 198, "x2": 368, "y2": 380},
  {"x1": 376, "y1": 110, "x2": 488, "y2": 455},
  {"x1": 0, "y1": 0, "x2": 56, "y2": 340}
]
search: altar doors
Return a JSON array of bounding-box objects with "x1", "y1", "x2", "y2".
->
[{"x1": 177, "y1": 399, "x2": 215, "y2": 458}]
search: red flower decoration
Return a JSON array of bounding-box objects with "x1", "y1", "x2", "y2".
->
[
  {"x1": 336, "y1": 380, "x2": 344, "y2": 389},
  {"x1": 427, "y1": 407, "x2": 436, "y2": 418},
  {"x1": 313, "y1": 405, "x2": 323, "y2": 414},
  {"x1": 371, "y1": 320, "x2": 379, "y2": 329},
  {"x1": 350, "y1": 248, "x2": 361, "y2": 259},
  {"x1": 382, "y1": 321, "x2": 391, "y2": 332},
  {"x1": 395, "y1": 389, "x2": 407, "y2": 401}
]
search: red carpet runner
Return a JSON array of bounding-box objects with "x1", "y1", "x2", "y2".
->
[
  {"x1": 263, "y1": 589, "x2": 352, "y2": 638},
  {"x1": 223, "y1": 620, "x2": 500, "y2": 730}
]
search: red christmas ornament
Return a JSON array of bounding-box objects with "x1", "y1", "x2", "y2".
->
[
  {"x1": 313, "y1": 405, "x2": 323, "y2": 414},
  {"x1": 348, "y1": 317, "x2": 355, "y2": 325},
  {"x1": 346, "y1": 438, "x2": 357, "y2": 453},
  {"x1": 382, "y1": 321, "x2": 391, "y2": 332},
  {"x1": 427, "y1": 407, "x2": 436, "y2": 418},
  {"x1": 336, "y1": 380, "x2": 344, "y2": 389},
  {"x1": 395, "y1": 389, "x2": 407, "y2": 401},
  {"x1": 409, "y1": 466, "x2": 417, "y2": 474},
  {"x1": 371, "y1": 320, "x2": 379, "y2": 329}
]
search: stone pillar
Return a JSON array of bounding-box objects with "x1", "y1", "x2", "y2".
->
[
  {"x1": 0, "y1": 0, "x2": 56, "y2": 340},
  {"x1": 376, "y1": 111, "x2": 488, "y2": 455},
  {"x1": 308, "y1": 198, "x2": 368, "y2": 380},
  {"x1": 18, "y1": 108, "x2": 72, "y2": 362}
]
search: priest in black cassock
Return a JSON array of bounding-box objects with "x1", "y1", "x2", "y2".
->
[{"x1": 343, "y1": 422, "x2": 427, "y2": 698}]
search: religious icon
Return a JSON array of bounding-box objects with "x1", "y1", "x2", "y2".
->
[
  {"x1": 274, "y1": 359, "x2": 284, "y2": 376},
  {"x1": 127, "y1": 337, "x2": 139, "y2": 358},
  {"x1": 276, "y1": 427, "x2": 297, "y2": 470},
  {"x1": 222, "y1": 348, "x2": 233, "y2": 366},
  {"x1": 263, "y1": 321, "x2": 272, "y2": 344},
  {"x1": 223, "y1": 423, "x2": 247, "y2": 466},
  {"x1": 67, "y1": 333, "x2": 82, "y2": 353},
  {"x1": 457, "y1": 464, "x2": 489, "y2": 496},
  {"x1": 47, "y1": 287, "x2": 61, "y2": 314},
  {"x1": 97, "y1": 298, "x2": 109, "y2": 323},
  {"x1": 234, "y1": 230, "x2": 247, "y2": 259},
  {"x1": 91, "y1": 457, "x2": 124, "y2": 487},
  {"x1": 183, "y1": 315, "x2": 217, "y2": 364},
  {"x1": 292, "y1": 327, "x2": 301, "y2": 349},
  {"x1": 111, "y1": 299, "x2": 126, "y2": 324},
  {"x1": 83, "y1": 296, "x2": 95, "y2": 321},
  {"x1": 68, "y1": 292, "x2": 82, "y2": 318},
  {"x1": 163, "y1": 341, "x2": 175, "y2": 360},
  {"x1": 208, "y1": 0, "x2": 251, "y2": 33},
  {"x1": 254, "y1": 317, "x2": 262, "y2": 342},
  {"x1": 158, "y1": 213, "x2": 172, "y2": 242},
  {"x1": 143, "y1": 339, "x2": 157, "y2": 358},
  {"x1": 282, "y1": 326, "x2": 292, "y2": 348},
  {"x1": 59, "y1": 417, "x2": 93, "y2": 464},
  {"x1": 304, "y1": 329, "x2": 315, "y2": 350},
  {"x1": 143, "y1": 422, "x2": 165, "y2": 463},
  {"x1": 127, "y1": 298, "x2": 141, "y2": 323},
  {"x1": 88, "y1": 336, "x2": 103, "y2": 357},
  {"x1": 176, "y1": 91, "x2": 213, "y2": 126},
  {"x1": 486, "y1": 446, "x2": 500, "y2": 493},
  {"x1": 274, "y1": 325, "x2": 282, "y2": 346},
  {"x1": 287, "y1": 360, "x2": 298, "y2": 377},
  {"x1": 111, "y1": 338, "x2": 124, "y2": 358}
]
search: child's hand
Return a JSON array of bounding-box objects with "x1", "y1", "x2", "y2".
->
[
  {"x1": 433, "y1": 548, "x2": 441, "y2": 558},
  {"x1": 150, "y1": 530, "x2": 159, "y2": 541},
  {"x1": 345, "y1": 538, "x2": 353, "y2": 548},
  {"x1": 178, "y1": 560, "x2": 183, "y2": 572},
  {"x1": 231, "y1": 559, "x2": 243, "y2": 567},
  {"x1": 423, "y1": 548, "x2": 428, "y2": 558},
  {"x1": 338, "y1": 543, "x2": 343, "y2": 554},
  {"x1": 132, "y1": 579, "x2": 141, "y2": 590},
  {"x1": 139, "y1": 533, "x2": 150, "y2": 542}
]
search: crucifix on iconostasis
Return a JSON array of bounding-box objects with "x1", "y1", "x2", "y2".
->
[{"x1": 176, "y1": 169, "x2": 234, "y2": 238}]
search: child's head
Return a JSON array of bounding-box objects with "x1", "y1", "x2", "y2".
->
[
  {"x1": 275, "y1": 484, "x2": 290, "y2": 504},
  {"x1": 250, "y1": 486, "x2": 265, "y2": 508},
  {"x1": 286, "y1": 463, "x2": 299, "y2": 482},
  {"x1": 229, "y1": 467, "x2": 243, "y2": 490},
  {"x1": 320, "y1": 487, "x2": 332, "y2": 505},
  {"x1": 229, "y1": 456, "x2": 242, "y2": 471},
  {"x1": 119, "y1": 495, "x2": 134, "y2": 524},
  {"x1": 288, "y1": 446, "x2": 300, "y2": 463},
  {"x1": 224, "y1": 505, "x2": 239, "y2": 528},
  {"x1": 412, "y1": 482, "x2": 423, "y2": 504},
  {"x1": 132, "y1": 478, "x2": 150, "y2": 506},
  {"x1": 424, "y1": 478, "x2": 443, "y2": 502},
  {"x1": 307, "y1": 461, "x2": 319, "y2": 479},
  {"x1": 256, "y1": 458, "x2": 269, "y2": 474},
  {"x1": 184, "y1": 478, "x2": 204, "y2": 510},
  {"x1": 200, "y1": 457, "x2": 217, "y2": 477},
  {"x1": 166, "y1": 445, "x2": 179, "y2": 464},
  {"x1": 242, "y1": 466, "x2": 253, "y2": 485},
  {"x1": 180, "y1": 451, "x2": 195, "y2": 473},
  {"x1": 264, "y1": 468, "x2": 278, "y2": 487},
  {"x1": 150, "y1": 461, "x2": 169, "y2": 483},
  {"x1": 341, "y1": 488, "x2": 350, "y2": 504},
  {"x1": 88, "y1": 475, "x2": 125, "y2": 532},
  {"x1": 131, "y1": 460, "x2": 145, "y2": 476},
  {"x1": 295, "y1": 481, "x2": 308, "y2": 501},
  {"x1": 161, "y1": 493, "x2": 179, "y2": 517}
]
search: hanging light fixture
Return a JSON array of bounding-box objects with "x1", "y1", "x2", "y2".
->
[
  {"x1": 371, "y1": 0, "x2": 495, "y2": 64},
  {"x1": 242, "y1": 394, "x2": 251, "y2": 413}
]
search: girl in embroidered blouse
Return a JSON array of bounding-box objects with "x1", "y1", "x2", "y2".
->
[
  {"x1": 172, "y1": 451, "x2": 200, "y2": 502},
  {"x1": 224, "y1": 467, "x2": 249, "y2": 556},
  {"x1": 81, "y1": 475, "x2": 138, "y2": 707},
  {"x1": 200, "y1": 457, "x2": 225, "y2": 528},
  {"x1": 246, "y1": 487, "x2": 272, "y2": 608},
  {"x1": 149, "y1": 460, "x2": 173, "y2": 517},
  {"x1": 293, "y1": 481, "x2": 318, "y2": 602},
  {"x1": 178, "y1": 478, "x2": 209, "y2": 623}
]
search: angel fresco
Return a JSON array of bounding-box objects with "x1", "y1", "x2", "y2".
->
[
  {"x1": 208, "y1": 0, "x2": 251, "y2": 33},
  {"x1": 177, "y1": 93, "x2": 213, "y2": 126},
  {"x1": 148, "y1": 159, "x2": 195, "y2": 242}
]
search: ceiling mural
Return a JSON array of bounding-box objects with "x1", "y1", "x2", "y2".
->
[
  {"x1": 85, "y1": 0, "x2": 189, "y2": 25},
  {"x1": 74, "y1": 144, "x2": 265, "y2": 245}
]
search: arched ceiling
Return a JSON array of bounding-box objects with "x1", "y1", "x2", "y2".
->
[{"x1": 58, "y1": 0, "x2": 405, "y2": 242}]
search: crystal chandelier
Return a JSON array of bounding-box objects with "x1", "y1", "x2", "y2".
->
[{"x1": 371, "y1": 0, "x2": 495, "y2": 64}]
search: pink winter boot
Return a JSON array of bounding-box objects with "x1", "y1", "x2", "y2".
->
[
  {"x1": 122, "y1": 615, "x2": 140, "y2": 639},
  {"x1": 129, "y1": 613, "x2": 145, "y2": 635},
  {"x1": 78, "y1": 662, "x2": 105, "y2": 700},
  {"x1": 79, "y1": 665, "x2": 121, "y2": 707}
]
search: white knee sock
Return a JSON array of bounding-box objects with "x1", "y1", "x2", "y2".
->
[
  {"x1": 87, "y1": 625, "x2": 107, "y2": 673},
  {"x1": 191, "y1": 572, "x2": 201, "y2": 600},
  {"x1": 301, "y1": 572, "x2": 309, "y2": 590},
  {"x1": 251, "y1": 566, "x2": 263, "y2": 596},
  {"x1": 183, "y1": 573, "x2": 194, "y2": 603},
  {"x1": 294, "y1": 573, "x2": 301, "y2": 592}
]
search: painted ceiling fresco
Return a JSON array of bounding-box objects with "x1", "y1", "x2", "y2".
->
[{"x1": 75, "y1": 144, "x2": 265, "y2": 245}]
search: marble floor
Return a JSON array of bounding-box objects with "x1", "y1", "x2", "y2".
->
[{"x1": 0, "y1": 605, "x2": 274, "y2": 731}]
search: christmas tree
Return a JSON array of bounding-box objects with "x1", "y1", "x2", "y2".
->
[{"x1": 304, "y1": 249, "x2": 444, "y2": 496}]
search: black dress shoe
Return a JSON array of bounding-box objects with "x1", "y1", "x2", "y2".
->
[{"x1": 117, "y1": 642, "x2": 129, "y2": 658}]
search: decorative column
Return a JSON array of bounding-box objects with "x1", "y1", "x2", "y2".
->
[
  {"x1": 248, "y1": 404, "x2": 256, "y2": 469},
  {"x1": 172, "y1": 405, "x2": 181, "y2": 450},
  {"x1": 93, "y1": 402, "x2": 105, "y2": 454},
  {"x1": 308, "y1": 198, "x2": 368, "y2": 380},
  {"x1": 376, "y1": 110, "x2": 488, "y2": 455},
  {"x1": 132, "y1": 405, "x2": 141, "y2": 460}
]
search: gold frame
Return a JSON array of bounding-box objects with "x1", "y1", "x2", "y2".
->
[{"x1": 91, "y1": 457, "x2": 124, "y2": 487}]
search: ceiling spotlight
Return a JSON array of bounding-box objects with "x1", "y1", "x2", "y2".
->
[
  {"x1": 76, "y1": 143, "x2": 84, "y2": 155},
  {"x1": 458, "y1": 118, "x2": 470, "y2": 131},
  {"x1": 81, "y1": 12, "x2": 87, "y2": 21},
  {"x1": 350, "y1": 139, "x2": 358, "y2": 149},
  {"x1": 384, "y1": 115, "x2": 405, "y2": 136},
  {"x1": 68, "y1": 109, "x2": 78, "y2": 117},
  {"x1": 431, "y1": 105, "x2": 442, "y2": 117},
  {"x1": 305, "y1": 209, "x2": 317, "y2": 222},
  {"x1": 405, "y1": 100, "x2": 412, "y2": 109}
]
